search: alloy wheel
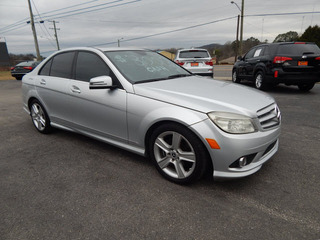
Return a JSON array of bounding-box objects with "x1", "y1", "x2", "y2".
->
[{"x1": 153, "y1": 131, "x2": 196, "y2": 179}]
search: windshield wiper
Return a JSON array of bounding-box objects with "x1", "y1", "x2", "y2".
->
[
  {"x1": 167, "y1": 74, "x2": 191, "y2": 79},
  {"x1": 134, "y1": 74, "x2": 191, "y2": 84},
  {"x1": 302, "y1": 52, "x2": 315, "y2": 55}
]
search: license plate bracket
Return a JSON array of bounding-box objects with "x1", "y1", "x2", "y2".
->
[{"x1": 298, "y1": 61, "x2": 308, "y2": 66}]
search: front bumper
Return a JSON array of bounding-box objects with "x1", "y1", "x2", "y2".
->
[{"x1": 190, "y1": 118, "x2": 281, "y2": 180}]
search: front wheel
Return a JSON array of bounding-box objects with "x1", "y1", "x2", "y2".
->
[
  {"x1": 298, "y1": 83, "x2": 315, "y2": 92},
  {"x1": 232, "y1": 69, "x2": 241, "y2": 83},
  {"x1": 30, "y1": 100, "x2": 51, "y2": 134},
  {"x1": 149, "y1": 123, "x2": 209, "y2": 184}
]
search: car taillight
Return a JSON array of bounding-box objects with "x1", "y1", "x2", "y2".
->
[
  {"x1": 273, "y1": 56, "x2": 293, "y2": 64},
  {"x1": 205, "y1": 61, "x2": 213, "y2": 66},
  {"x1": 294, "y1": 42, "x2": 305, "y2": 44},
  {"x1": 315, "y1": 57, "x2": 320, "y2": 60},
  {"x1": 23, "y1": 66, "x2": 33, "y2": 70},
  {"x1": 175, "y1": 60, "x2": 185, "y2": 66},
  {"x1": 10, "y1": 67, "x2": 15, "y2": 70}
]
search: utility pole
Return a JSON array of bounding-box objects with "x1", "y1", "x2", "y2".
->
[
  {"x1": 27, "y1": 0, "x2": 41, "y2": 61},
  {"x1": 50, "y1": 20, "x2": 60, "y2": 50},
  {"x1": 117, "y1": 38, "x2": 123, "y2": 47},
  {"x1": 234, "y1": 14, "x2": 240, "y2": 62},
  {"x1": 239, "y1": 0, "x2": 244, "y2": 56}
]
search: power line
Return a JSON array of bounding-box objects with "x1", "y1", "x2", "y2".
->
[
  {"x1": 90, "y1": 16, "x2": 238, "y2": 47},
  {"x1": 31, "y1": 0, "x2": 56, "y2": 48},
  {"x1": 0, "y1": 0, "x2": 140, "y2": 33},
  {"x1": 246, "y1": 11, "x2": 320, "y2": 17},
  {"x1": 34, "y1": 0, "x2": 141, "y2": 21}
]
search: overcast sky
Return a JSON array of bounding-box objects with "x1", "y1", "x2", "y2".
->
[{"x1": 0, "y1": 0, "x2": 319, "y2": 56}]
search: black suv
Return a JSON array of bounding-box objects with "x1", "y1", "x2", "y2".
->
[{"x1": 232, "y1": 42, "x2": 320, "y2": 91}]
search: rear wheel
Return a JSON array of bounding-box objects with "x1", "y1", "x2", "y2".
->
[
  {"x1": 30, "y1": 100, "x2": 51, "y2": 134},
  {"x1": 254, "y1": 71, "x2": 267, "y2": 90},
  {"x1": 298, "y1": 83, "x2": 315, "y2": 92},
  {"x1": 149, "y1": 123, "x2": 209, "y2": 184}
]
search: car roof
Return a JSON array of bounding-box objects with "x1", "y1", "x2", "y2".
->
[
  {"x1": 177, "y1": 48, "x2": 209, "y2": 52},
  {"x1": 254, "y1": 42, "x2": 317, "y2": 48},
  {"x1": 54, "y1": 47, "x2": 147, "y2": 53}
]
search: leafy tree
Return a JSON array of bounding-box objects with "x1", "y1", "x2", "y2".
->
[
  {"x1": 273, "y1": 31, "x2": 299, "y2": 43},
  {"x1": 298, "y1": 25, "x2": 320, "y2": 47},
  {"x1": 242, "y1": 37, "x2": 261, "y2": 53}
]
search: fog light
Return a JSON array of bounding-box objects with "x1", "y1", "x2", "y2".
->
[{"x1": 239, "y1": 157, "x2": 247, "y2": 168}]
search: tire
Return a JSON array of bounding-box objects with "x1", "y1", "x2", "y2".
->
[
  {"x1": 29, "y1": 100, "x2": 51, "y2": 134},
  {"x1": 232, "y1": 69, "x2": 241, "y2": 83},
  {"x1": 298, "y1": 83, "x2": 315, "y2": 92},
  {"x1": 149, "y1": 123, "x2": 209, "y2": 184},
  {"x1": 254, "y1": 71, "x2": 267, "y2": 90},
  {"x1": 15, "y1": 76, "x2": 22, "y2": 80}
]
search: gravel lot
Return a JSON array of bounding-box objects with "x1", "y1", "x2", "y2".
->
[{"x1": 0, "y1": 79, "x2": 319, "y2": 240}]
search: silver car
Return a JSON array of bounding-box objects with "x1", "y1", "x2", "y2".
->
[
  {"x1": 174, "y1": 48, "x2": 214, "y2": 77},
  {"x1": 22, "y1": 47, "x2": 281, "y2": 184}
]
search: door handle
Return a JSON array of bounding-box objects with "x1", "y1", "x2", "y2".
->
[
  {"x1": 40, "y1": 79, "x2": 46, "y2": 85},
  {"x1": 71, "y1": 85, "x2": 81, "y2": 94}
]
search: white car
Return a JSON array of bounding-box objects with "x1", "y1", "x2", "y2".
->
[{"x1": 174, "y1": 48, "x2": 213, "y2": 77}]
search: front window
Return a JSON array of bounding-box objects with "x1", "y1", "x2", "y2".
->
[{"x1": 104, "y1": 50, "x2": 191, "y2": 83}]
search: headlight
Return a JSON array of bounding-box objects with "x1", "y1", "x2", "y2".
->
[{"x1": 208, "y1": 112, "x2": 256, "y2": 134}]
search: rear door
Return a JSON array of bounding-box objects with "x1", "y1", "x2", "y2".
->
[{"x1": 36, "y1": 51, "x2": 75, "y2": 125}]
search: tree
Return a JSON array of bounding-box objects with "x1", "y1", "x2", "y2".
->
[
  {"x1": 298, "y1": 25, "x2": 320, "y2": 47},
  {"x1": 242, "y1": 37, "x2": 261, "y2": 53},
  {"x1": 273, "y1": 31, "x2": 298, "y2": 43}
]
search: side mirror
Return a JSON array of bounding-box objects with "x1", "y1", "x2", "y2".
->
[
  {"x1": 237, "y1": 56, "x2": 243, "y2": 61},
  {"x1": 89, "y1": 76, "x2": 116, "y2": 89}
]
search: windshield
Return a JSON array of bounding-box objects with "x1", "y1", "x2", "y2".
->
[{"x1": 104, "y1": 50, "x2": 191, "y2": 83}]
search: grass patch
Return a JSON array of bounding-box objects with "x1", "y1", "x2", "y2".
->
[{"x1": 0, "y1": 71, "x2": 15, "y2": 80}]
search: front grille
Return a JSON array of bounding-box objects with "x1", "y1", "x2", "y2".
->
[{"x1": 257, "y1": 103, "x2": 281, "y2": 130}]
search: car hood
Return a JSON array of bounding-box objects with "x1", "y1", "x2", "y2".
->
[{"x1": 133, "y1": 76, "x2": 275, "y2": 117}]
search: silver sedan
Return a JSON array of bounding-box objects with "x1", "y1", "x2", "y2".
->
[{"x1": 22, "y1": 47, "x2": 281, "y2": 184}]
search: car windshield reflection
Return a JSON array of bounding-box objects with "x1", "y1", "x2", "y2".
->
[{"x1": 104, "y1": 50, "x2": 191, "y2": 84}]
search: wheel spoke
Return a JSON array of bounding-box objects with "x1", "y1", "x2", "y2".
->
[
  {"x1": 178, "y1": 151, "x2": 195, "y2": 163},
  {"x1": 32, "y1": 104, "x2": 39, "y2": 114},
  {"x1": 174, "y1": 161, "x2": 186, "y2": 179},
  {"x1": 39, "y1": 116, "x2": 46, "y2": 127},
  {"x1": 157, "y1": 156, "x2": 171, "y2": 169},
  {"x1": 172, "y1": 132, "x2": 182, "y2": 150},
  {"x1": 155, "y1": 137, "x2": 170, "y2": 154}
]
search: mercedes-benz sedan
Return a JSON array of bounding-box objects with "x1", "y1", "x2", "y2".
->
[{"x1": 22, "y1": 47, "x2": 281, "y2": 184}]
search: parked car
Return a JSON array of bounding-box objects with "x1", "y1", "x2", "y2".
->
[
  {"x1": 22, "y1": 47, "x2": 280, "y2": 184},
  {"x1": 174, "y1": 48, "x2": 213, "y2": 77},
  {"x1": 11, "y1": 61, "x2": 40, "y2": 80},
  {"x1": 232, "y1": 42, "x2": 320, "y2": 91}
]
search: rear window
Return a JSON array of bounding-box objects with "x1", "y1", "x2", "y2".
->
[
  {"x1": 17, "y1": 61, "x2": 34, "y2": 67},
  {"x1": 179, "y1": 50, "x2": 209, "y2": 58},
  {"x1": 278, "y1": 44, "x2": 320, "y2": 55}
]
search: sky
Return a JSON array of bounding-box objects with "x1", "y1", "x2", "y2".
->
[{"x1": 0, "y1": 0, "x2": 319, "y2": 57}]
